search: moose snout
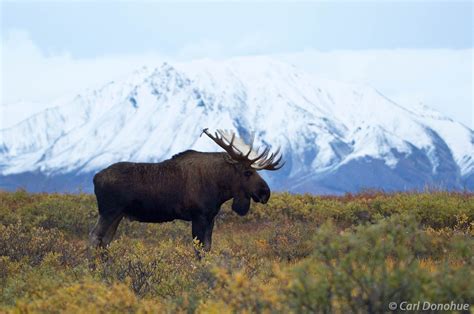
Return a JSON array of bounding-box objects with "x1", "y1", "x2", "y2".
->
[{"x1": 258, "y1": 185, "x2": 271, "y2": 204}]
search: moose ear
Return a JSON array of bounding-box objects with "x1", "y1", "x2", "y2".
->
[
  {"x1": 223, "y1": 154, "x2": 239, "y2": 165},
  {"x1": 232, "y1": 194, "x2": 250, "y2": 216}
]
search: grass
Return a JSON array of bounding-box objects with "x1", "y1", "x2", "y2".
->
[{"x1": 0, "y1": 189, "x2": 473, "y2": 313}]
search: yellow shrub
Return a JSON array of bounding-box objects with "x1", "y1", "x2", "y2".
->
[
  {"x1": 0, "y1": 190, "x2": 472, "y2": 312},
  {"x1": 13, "y1": 280, "x2": 164, "y2": 313}
]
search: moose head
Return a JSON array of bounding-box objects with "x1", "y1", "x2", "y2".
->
[{"x1": 202, "y1": 128, "x2": 284, "y2": 215}]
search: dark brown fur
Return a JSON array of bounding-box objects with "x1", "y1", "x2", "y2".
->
[{"x1": 90, "y1": 150, "x2": 271, "y2": 251}]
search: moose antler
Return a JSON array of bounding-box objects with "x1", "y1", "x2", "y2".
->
[{"x1": 202, "y1": 128, "x2": 285, "y2": 171}]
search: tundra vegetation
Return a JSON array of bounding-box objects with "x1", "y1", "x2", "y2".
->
[{"x1": 0, "y1": 189, "x2": 473, "y2": 313}]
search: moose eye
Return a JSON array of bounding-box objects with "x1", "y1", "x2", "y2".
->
[{"x1": 244, "y1": 170, "x2": 253, "y2": 177}]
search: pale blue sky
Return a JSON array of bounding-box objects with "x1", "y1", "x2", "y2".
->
[
  {"x1": 2, "y1": 1, "x2": 472, "y2": 58},
  {"x1": 1, "y1": 1, "x2": 473, "y2": 128}
]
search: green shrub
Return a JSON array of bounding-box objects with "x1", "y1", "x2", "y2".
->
[
  {"x1": 0, "y1": 190, "x2": 472, "y2": 313},
  {"x1": 286, "y1": 214, "x2": 474, "y2": 313}
]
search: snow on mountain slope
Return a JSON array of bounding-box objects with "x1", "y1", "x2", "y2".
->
[
  {"x1": 0, "y1": 56, "x2": 472, "y2": 193},
  {"x1": 1, "y1": 101, "x2": 51, "y2": 129},
  {"x1": 407, "y1": 102, "x2": 474, "y2": 176}
]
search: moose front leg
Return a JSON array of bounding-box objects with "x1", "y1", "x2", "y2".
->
[{"x1": 192, "y1": 216, "x2": 215, "y2": 254}]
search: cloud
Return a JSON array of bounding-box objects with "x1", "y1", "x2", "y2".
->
[
  {"x1": 279, "y1": 49, "x2": 473, "y2": 129},
  {"x1": 178, "y1": 40, "x2": 225, "y2": 59},
  {"x1": 177, "y1": 32, "x2": 276, "y2": 60},
  {"x1": 1, "y1": 30, "x2": 472, "y2": 129},
  {"x1": 1, "y1": 29, "x2": 167, "y2": 105}
]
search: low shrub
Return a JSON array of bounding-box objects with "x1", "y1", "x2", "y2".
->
[{"x1": 0, "y1": 190, "x2": 472, "y2": 313}]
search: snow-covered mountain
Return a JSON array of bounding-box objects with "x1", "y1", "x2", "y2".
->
[{"x1": 1, "y1": 57, "x2": 473, "y2": 194}]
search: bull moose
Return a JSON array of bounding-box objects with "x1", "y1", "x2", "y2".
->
[{"x1": 90, "y1": 128, "x2": 284, "y2": 252}]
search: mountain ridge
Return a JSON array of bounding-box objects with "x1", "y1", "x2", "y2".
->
[{"x1": 1, "y1": 57, "x2": 473, "y2": 193}]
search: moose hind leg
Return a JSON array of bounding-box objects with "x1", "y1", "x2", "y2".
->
[
  {"x1": 90, "y1": 214, "x2": 121, "y2": 248},
  {"x1": 101, "y1": 215, "x2": 123, "y2": 247}
]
